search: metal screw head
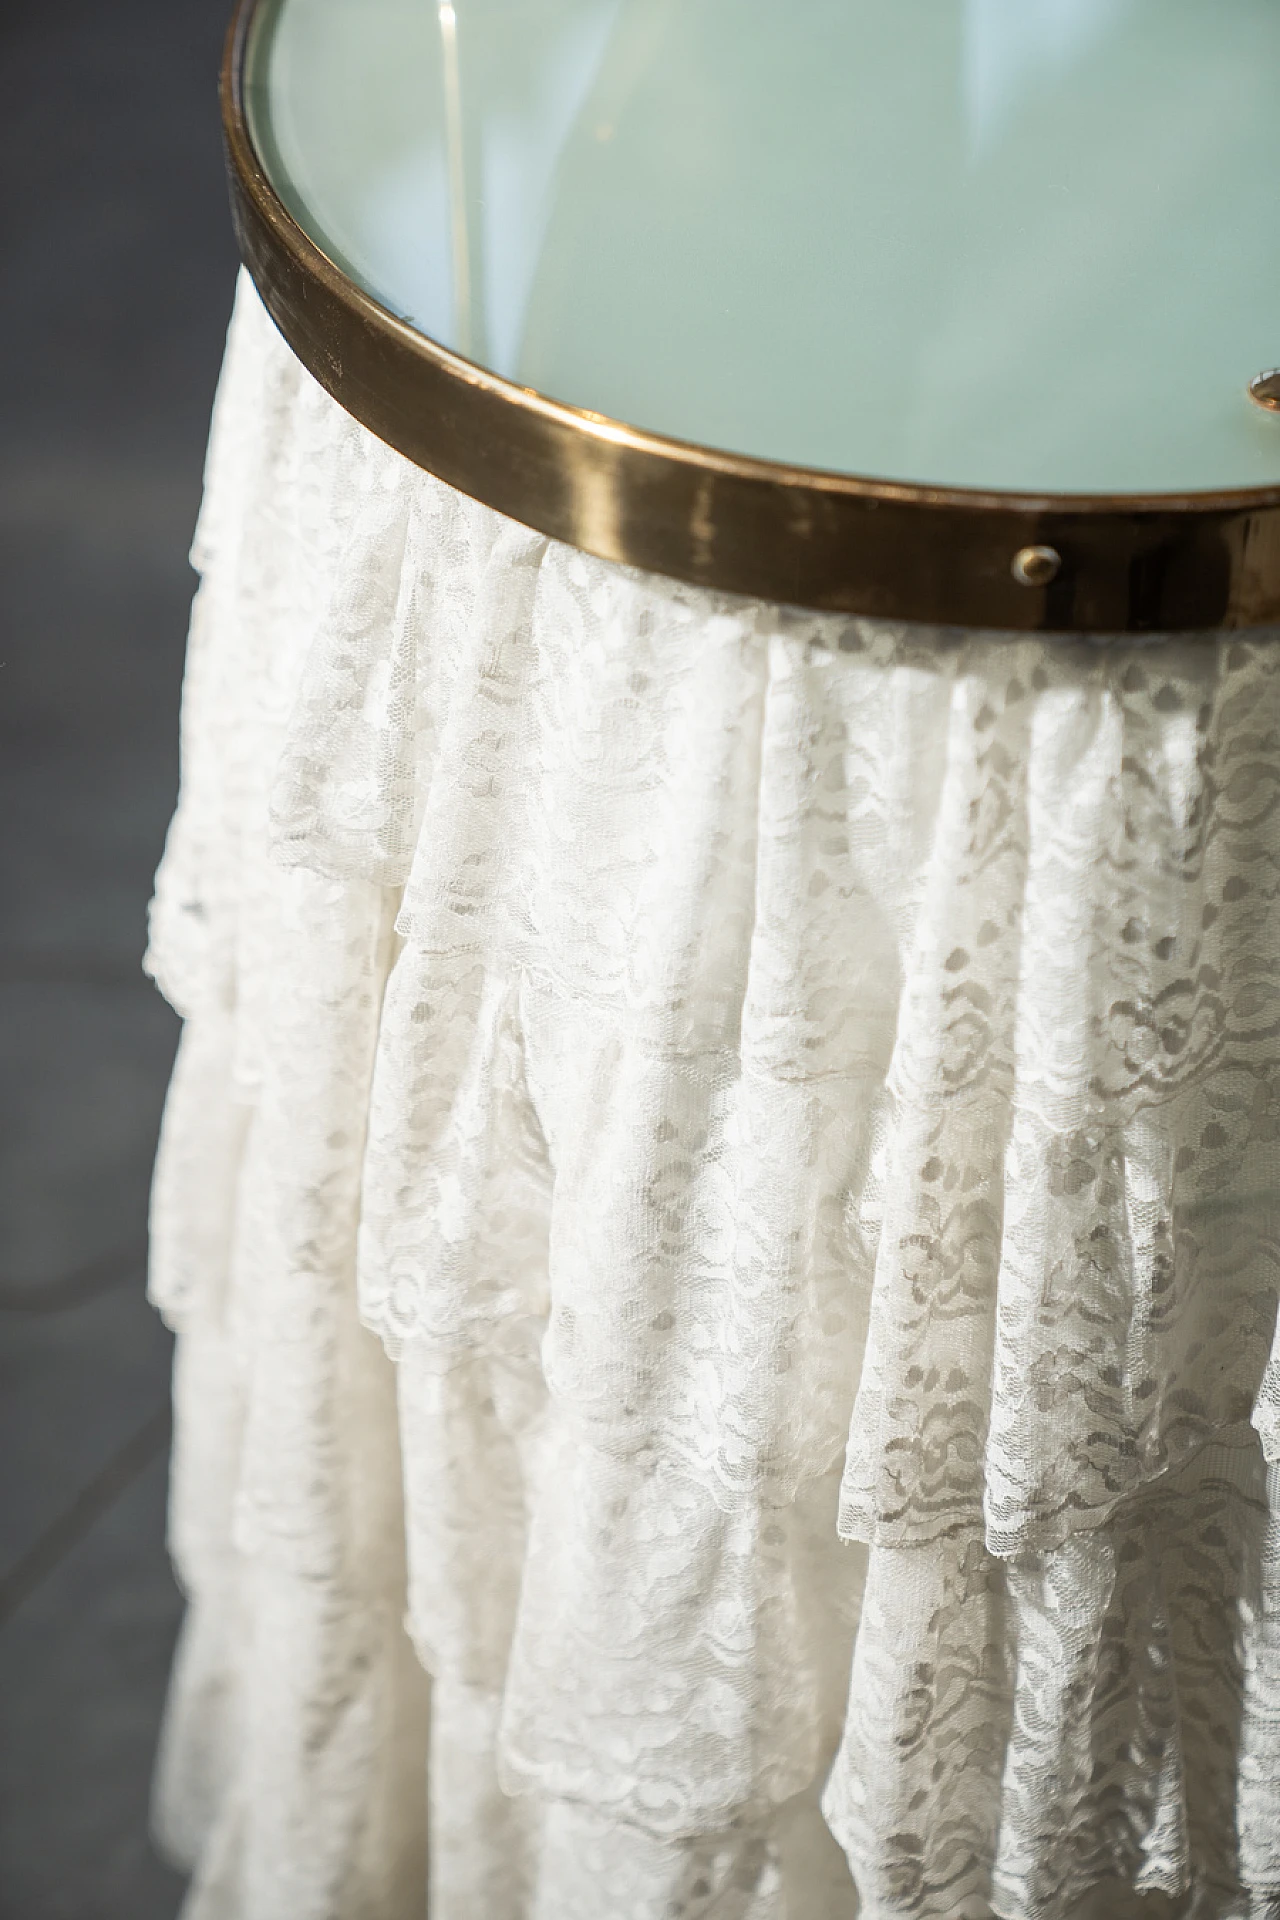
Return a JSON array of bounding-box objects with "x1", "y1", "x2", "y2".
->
[
  {"x1": 1250, "y1": 370, "x2": 1280, "y2": 413},
  {"x1": 1012, "y1": 544, "x2": 1062, "y2": 588}
]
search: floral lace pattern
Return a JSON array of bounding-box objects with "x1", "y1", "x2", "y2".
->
[{"x1": 147, "y1": 276, "x2": 1280, "y2": 1920}]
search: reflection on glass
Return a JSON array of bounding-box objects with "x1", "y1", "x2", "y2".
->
[
  {"x1": 962, "y1": 0, "x2": 1133, "y2": 152},
  {"x1": 431, "y1": 0, "x2": 623, "y2": 367},
  {"x1": 469, "y1": 1, "x2": 623, "y2": 376},
  {"x1": 437, "y1": 2, "x2": 472, "y2": 356},
  {"x1": 248, "y1": 0, "x2": 1280, "y2": 495}
]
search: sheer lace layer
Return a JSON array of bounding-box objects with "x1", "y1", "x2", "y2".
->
[{"x1": 146, "y1": 276, "x2": 1280, "y2": 1920}]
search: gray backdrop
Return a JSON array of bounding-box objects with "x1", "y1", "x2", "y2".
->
[{"x1": 1, "y1": 0, "x2": 238, "y2": 1912}]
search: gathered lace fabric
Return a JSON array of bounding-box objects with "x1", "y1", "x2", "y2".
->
[{"x1": 146, "y1": 273, "x2": 1280, "y2": 1920}]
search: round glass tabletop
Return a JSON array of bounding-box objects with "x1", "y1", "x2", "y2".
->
[
  {"x1": 246, "y1": 0, "x2": 1280, "y2": 497},
  {"x1": 226, "y1": 0, "x2": 1280, "y2": 631}
]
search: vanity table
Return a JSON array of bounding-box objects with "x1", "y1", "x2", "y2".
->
[{"x1": 146, "y1": 8, "x2": 1280, "y2": 1917}]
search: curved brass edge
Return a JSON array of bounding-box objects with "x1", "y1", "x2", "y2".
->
[{"x1": 222, "y1": 0, "x2": 1280, "y2": 635}]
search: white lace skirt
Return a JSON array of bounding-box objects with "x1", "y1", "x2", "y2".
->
[{"x1": 145, "y1": 275, "x2": 1280, "y2": 1920}]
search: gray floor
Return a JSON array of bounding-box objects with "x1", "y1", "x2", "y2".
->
[{"x1": 1, "y1": 0, "x2": 238, "y2": 1911}]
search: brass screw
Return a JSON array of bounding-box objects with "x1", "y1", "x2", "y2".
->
[
  {"x1": 1249, "y1": 370, "x2": 1280, "y2": 413},
  {"x1": 1012, "y1": 544, "x2": 1062, "y2": 588}
]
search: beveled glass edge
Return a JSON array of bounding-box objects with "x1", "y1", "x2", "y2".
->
[{"x1": 222, "y1": 0, "x2": 1280, "y2": 636}]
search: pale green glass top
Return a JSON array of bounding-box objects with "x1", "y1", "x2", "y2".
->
[{"x1": 246, "y1": 0, "x2": 1280, "y2": 496}]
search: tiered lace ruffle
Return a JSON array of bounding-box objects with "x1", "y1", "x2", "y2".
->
[{"x1": 147, "y1": 275, "x2": 1280, "y2": 1920}]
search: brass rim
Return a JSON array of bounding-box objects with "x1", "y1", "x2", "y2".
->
[{"x1": 222, "y1": 0, "x2": 1280, "y2": 636}]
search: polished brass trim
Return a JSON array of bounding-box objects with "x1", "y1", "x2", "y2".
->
[
  {"x1": 222, "y1": 0, "x2": 1280, "y2": 635},
  {"x1": 1251, "y1": 371, "x2": 1280, "y2": 414}
]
